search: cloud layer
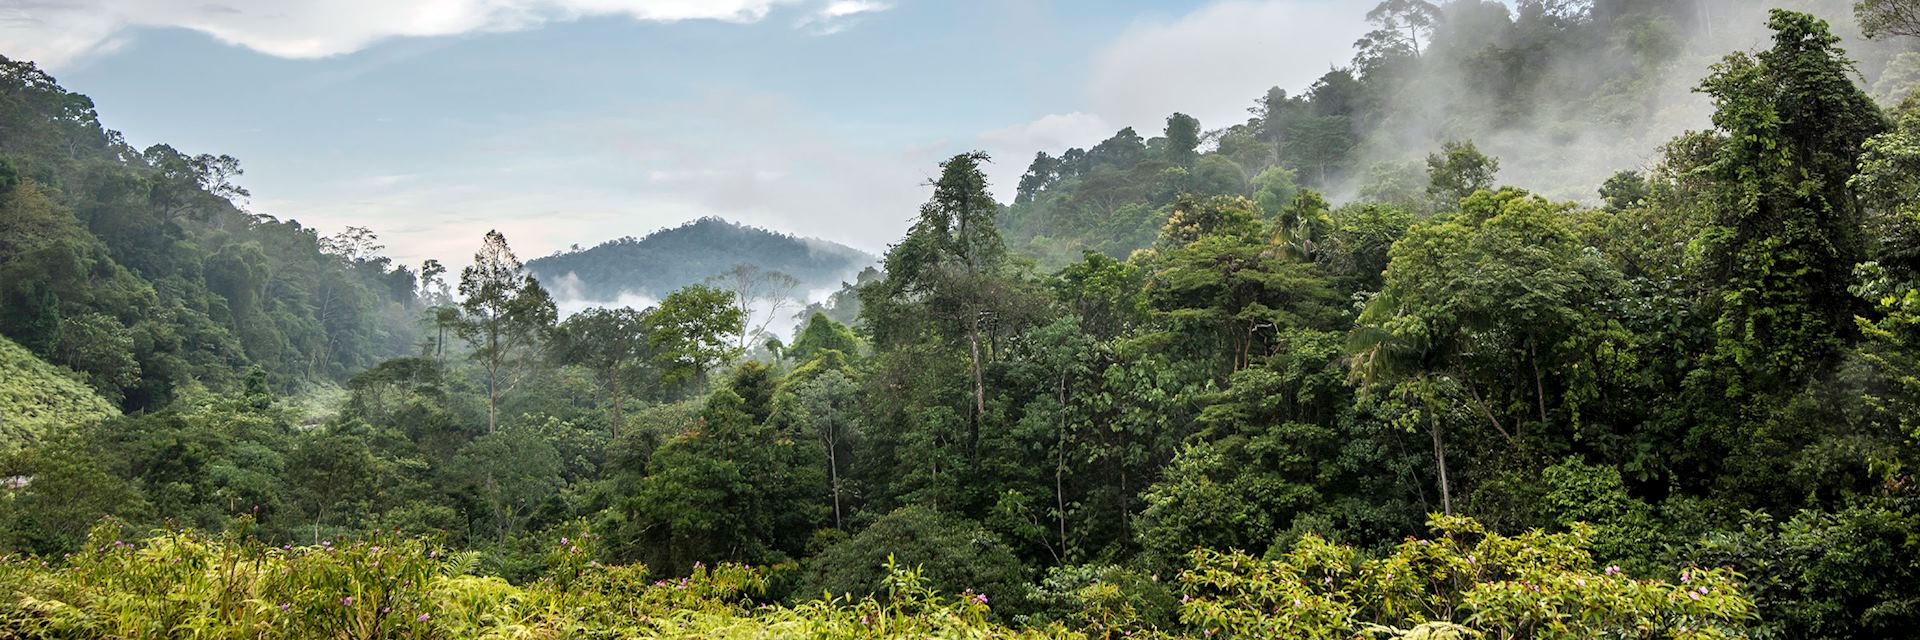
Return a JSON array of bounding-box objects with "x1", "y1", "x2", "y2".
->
[{"x1": 0, "y1": 0, "x2": 866, "y2": 67}]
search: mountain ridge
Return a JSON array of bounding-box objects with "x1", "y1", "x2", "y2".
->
[{"x1": 526, "y1": 217, "x2": 876, "y2": 302}]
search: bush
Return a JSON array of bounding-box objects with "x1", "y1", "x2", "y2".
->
[
  {"x1": 1180, "y1": 515, "x2": 1756, "y2": 639},
  {"x1": 798, "y1": 505, "x2": 1031, "y2": 612}
]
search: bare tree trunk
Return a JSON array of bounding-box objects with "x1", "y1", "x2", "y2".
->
[
  {"x1": 1530, "y1": 338, "x2": 1548, "y2": 427},
  {"x1": 1054, "y1": 372, "x2": 1070, "y2": 564},
  {"x1": 1458, "y1": 371, "x2": 1514, "y2": 444},
  {"x1": 610, "y1": 370, "x2": 624, "y2": 438},
  {"x1": 828, "y1": 430, "x2": 843, "y2": 530},
  {"x1": 1430, "y1": 411, "x2": 1452, "y2": 515},
  {"x1": 487, "y1": 322, "x2": 500, "y2": 434},
  {"x1": 967, "y1": 317, "x2": 986, "y2": 459}
]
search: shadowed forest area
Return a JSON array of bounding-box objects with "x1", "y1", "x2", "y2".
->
[{"x1": 5, "y1": 1, "x2": 1920, "y2": 638}]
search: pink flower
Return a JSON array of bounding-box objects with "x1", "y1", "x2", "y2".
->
[
  {"x1": 569, "y1": 546, "x2": 579, "y2": 553},
  {"x1": 1604, "y1": 566, "x2": 1621, "y2": 576},
  {"x1": 279, "y1": 603, "x2": 290, "y2": 612},
  {"x1": 342, "y1": 597, "x2": 354, "y2": 606},
  {"x1": 418, "y1": 613, "x2": 431, "y2": 622},
  {"x1": 973, "y1": 593, "x2": 988, "y2": 605}
]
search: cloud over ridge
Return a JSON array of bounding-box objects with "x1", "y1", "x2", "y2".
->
[{"x1": 0, "y1": 0, "x2": 878, "y2": 67}]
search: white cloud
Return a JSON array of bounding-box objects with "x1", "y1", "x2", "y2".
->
[
  {"x1": 796, "y1": 0, "x2": 889, "y2": 35},
  {"x1": 979, "y1": 111, "x2": 1113, "y2": 154},
  {"x1": 1084, "y1": 0, "x2": 1367, "y2": 133},
  {"x1": 820, "y1": 0, "x2": 889, "y2": 19},
  {"x1": 0, "y1": 0, "x2": 882, "y2": 68}
]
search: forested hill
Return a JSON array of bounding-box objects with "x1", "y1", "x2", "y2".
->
[
  {"x1": 525, "y1": 217, "x2": 874, "y2": 302},
  {"x1": 0, "y1": 57, "x2": 422, "y2": 412},
  {"x1": 1001, "y1": 0, "x2": 1920, "y2": 268}
]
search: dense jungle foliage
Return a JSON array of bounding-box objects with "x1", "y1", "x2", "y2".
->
[{"x1": 6, "y1": 1, "x2": 1920, "y2": 638}]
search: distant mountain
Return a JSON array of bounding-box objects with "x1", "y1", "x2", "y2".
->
[{"x1": 526, "y1": 217, "x2": 875, "y2": 302}]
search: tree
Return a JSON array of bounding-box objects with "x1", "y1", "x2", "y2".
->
[
  {"x1": 1349, "y1": 190, "x2": 1628, "y2": 507},
  {"x1": 1694, "y1": 10, "x2": 1888, "y2": 398},
  {"x1": 140, "y1": 144, "x2": 249, "y2": 223},
  {"x1": 1599, "y1": 170, "x2": 1650, "y2": 212},
  {"x1": 1355, "y1": 0, "x2": 1442, "y2": 69},
  {"x1": 787, "y1": 312, "x2": 859, "y2": 364},
  {"x1": 868, "y1": 152, "x2": 1010, "y2": 450},
  {"x1": 1425, "y1": 140, "x2": 1500, "y2": 207},
  {"x1": 1857, "y1": 0, "x2": 1920, "y2": 40},
  {"x1": 798, "y1": 505, "x2": 1026, "y2": 606},
  {"x1": 553, "y1": 307, "x2": 652, "y2": 437},
  {"x1": 449, "y1": 424, "x2": 564, "y2": 544},
  {"x1": 784, "y1": 369, "x2": 863, "y2": 529},
  {"x1": 630, "y1": 381, "x2": 822, "y2": 573},
  {"x1": 319, "y1": 227, "x2": 385, "y2": 265},
  {"x1": 456, "y1": 230, "x2": 557, "y2": 433},
  {"x1": 647, "y1": 284, "x2": 745, "y2": 390},
  {"x1": 1152, "y1": 195, "x2": 1262, "y2": 252},
  {"x1": 1163, "y1": 113, "x2": 1202, "y2": 168},
  {"x1": 1249, "y1": 165, "x2": 1301, "y2": 216},
  {"x1": 707, "y1": 263, "x2": 801, "y2": 351}
]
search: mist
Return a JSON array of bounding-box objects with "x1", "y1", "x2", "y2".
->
[{"x1": 1337, "y1": 0, "x2": 1916, "y2": 203}]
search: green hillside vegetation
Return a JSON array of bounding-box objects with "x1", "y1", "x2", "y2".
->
[
  {"x1": 0, "y1": 336, "x2": 117, "y2": 455},
  {"x1": 0, "y1": 58, "x2": 423, "y2": 412}
]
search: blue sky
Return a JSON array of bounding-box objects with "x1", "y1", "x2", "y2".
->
[{"x1": 2, "y1": 0, "x2": 1370, "y2": 266}]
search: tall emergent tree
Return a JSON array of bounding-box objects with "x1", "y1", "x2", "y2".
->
[
  {"x1": 457, "y1": 230, "x2": 557, "y2": 433},
  {"x1": 1694, "y1": 10, "x2": 1887, "y2": 398},
  {"x1": 868, "y1": 152, "x2": 1009, "y2": 450}
]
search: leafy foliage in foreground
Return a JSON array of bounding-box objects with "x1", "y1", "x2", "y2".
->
[{"x1": 0, "y1": 516, "x2": 1745, "y2": 639}]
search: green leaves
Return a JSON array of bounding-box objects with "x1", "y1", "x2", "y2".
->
[
  {"x1": 1180, "y1": 516, "x2": 1757, "y2": 639},
  {"x1": 1693, "y1": 10, "x2": 1889, "y2": 400}
]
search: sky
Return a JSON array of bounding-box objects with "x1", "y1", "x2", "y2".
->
[{"x1": 0, "y1": 0, "x2": 1371, "y2": 268}]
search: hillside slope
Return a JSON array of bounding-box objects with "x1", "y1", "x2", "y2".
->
[
  {"x1": 0, "y1": 336, "x2": 118, "y2": 456},
  {"x1": 526, "y1": 217, "x2": 874, "y2": 301}
]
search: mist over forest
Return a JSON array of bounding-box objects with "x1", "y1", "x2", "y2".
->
[{"x1": 4, "y1": 1, "x2": 1920, "y2": 638}]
